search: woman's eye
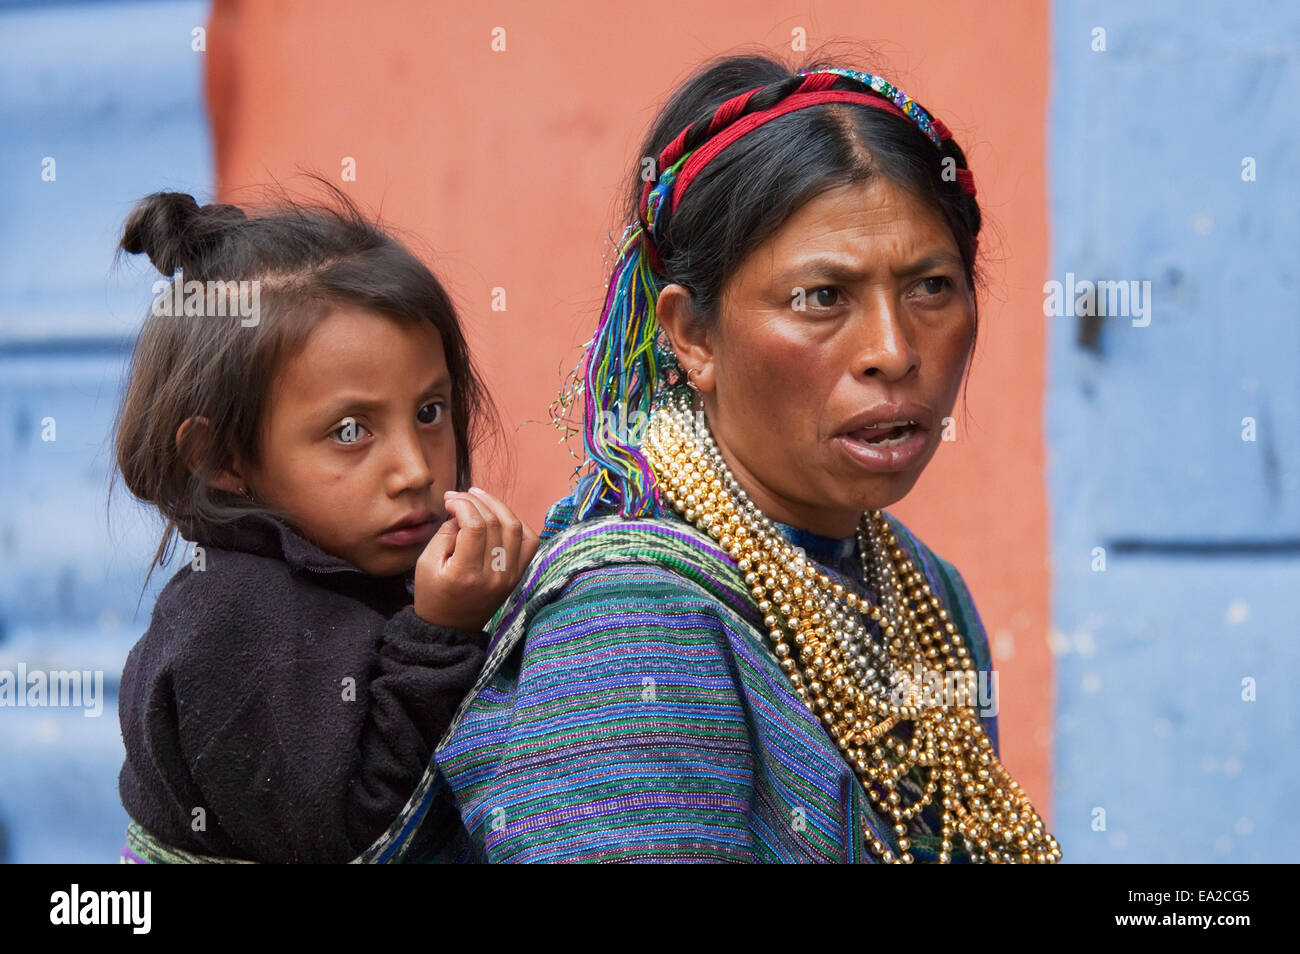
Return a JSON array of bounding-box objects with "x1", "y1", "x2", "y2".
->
[
  {"x1": 810, "y1": 286, "x2": 841, "y2": 308},
  {"x1": 418, "y1": 402, "x2": 445, "y2": 425},
  {"x1": 329, "y1": 417, "x2": 370, "y2": 444},
  {"x1": 918, "y1": 276, "x2": 953, "y2": 296}
]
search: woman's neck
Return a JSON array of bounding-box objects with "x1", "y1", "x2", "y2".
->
[{"x1": 769, "y1": 518, "x2": 858, "y2": 565}]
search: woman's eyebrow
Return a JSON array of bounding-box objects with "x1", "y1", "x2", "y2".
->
[
  {"x1": 774, "y1": 258, "x2": 865, "y2": 285},
  {"x1": 773, "y1": 250, "x2": 964, "y2": 285},
  {"x1": 893, "y1": 251, "x2": 965, "y2": 277}
]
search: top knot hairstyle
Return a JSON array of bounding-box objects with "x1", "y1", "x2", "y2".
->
[
  {"x1": 119, "y1": 192, "x2": 250, "y2": 277},
  {"x1": 556, "y1": 53, "x2": 984, "y2": 523},
  {"x1": 113, "y1": 182, "x2": 500, "y2": 586}
]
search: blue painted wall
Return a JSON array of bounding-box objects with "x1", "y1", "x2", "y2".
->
[
  {"x1": 0, "y1": 0, "x2": 213, "y2": 862},
  {"x1": 1048, "y1": 1, "x2": 1300, "y2": 861}
]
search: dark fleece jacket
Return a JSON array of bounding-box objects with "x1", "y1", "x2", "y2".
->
[{"x1": 117, "y1": 510, "x2": 487, "y2": 863}]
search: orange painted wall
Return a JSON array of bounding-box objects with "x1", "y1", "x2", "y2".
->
[{"x1": 206, "y1": 0, "x2": 1053, "y2": 821}]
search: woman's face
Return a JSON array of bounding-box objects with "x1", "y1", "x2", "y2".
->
[{"x1": 656, "y1": 176, "x2": 975, "y2": 538}]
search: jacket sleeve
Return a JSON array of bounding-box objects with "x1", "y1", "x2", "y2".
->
[
  {"x1": 434, "y1": 563, "x2": 762, "y2": 863},
  {"x1": 174, "y1": 567, "x2": 487, "y2": 863}
]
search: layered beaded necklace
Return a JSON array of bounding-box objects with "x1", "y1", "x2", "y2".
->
[{"x1": 641, "y1": 389, "x2": 1062, "y2": 864}]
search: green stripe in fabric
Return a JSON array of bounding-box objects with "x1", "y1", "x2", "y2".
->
[{"x1": 124, "y1": 820, "x2": 252, "y2": 864}]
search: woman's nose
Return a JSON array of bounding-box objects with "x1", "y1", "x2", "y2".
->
[{"x1": 853, "y1": 296, "x2": 919, "y2": 379}]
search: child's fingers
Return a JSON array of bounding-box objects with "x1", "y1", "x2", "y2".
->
[
  {"x1": 520, "y1": 522, "x2": 541, "y2": 567},
  {"x1": 469, "y1": 488, "x2": 539, "y2": 586},
  {"x1": 442, "y1": 492, "x2": 493, "y2": 571},
  {"x1": 466, "y1": 487, "x2": 524, "y2": 575},
  {"x1": 509, "y1": 519, "x2": 540, "y2": 578},
  {"x1": 462, "y1": 490, "x2": 513, "y2": 573},
  {"x1": 417, "y1": 515, "x2": 459, "y2": 571}
]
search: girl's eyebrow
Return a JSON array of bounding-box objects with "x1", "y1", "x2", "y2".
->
[
  {"x1": 418, "y1": 373, "x2": 451, "y2": 398},
  {"x1": 318, "y1": 395, "x2": 386, "y2": 421},
  {"x1": 319, "y1": 374, "x2": 451, "y2": 422}
]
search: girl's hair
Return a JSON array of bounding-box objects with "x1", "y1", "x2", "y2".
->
[
  {"x1": 560, "y1": 50, "x2": 983, "y2": 523},
  {"x1": 112, "y1": 181, "x2": 501, "y2": 586}
]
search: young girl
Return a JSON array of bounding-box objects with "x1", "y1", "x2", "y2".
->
[{"x1": 112, "y1": 189, "x2": 538, "y2": 863}]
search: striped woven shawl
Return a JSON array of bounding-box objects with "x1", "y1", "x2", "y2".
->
[{"x1": 363, "y1": 506, "x2": 999, "y2": 863}]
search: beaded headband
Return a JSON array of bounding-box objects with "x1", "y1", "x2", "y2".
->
[{"x1": 552, "y1": 67, "x2": 978, "y2": 523}]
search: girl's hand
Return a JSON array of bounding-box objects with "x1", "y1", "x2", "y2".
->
[{"x1": 412, "y1": 487, "x2": 540, "y2": 631}]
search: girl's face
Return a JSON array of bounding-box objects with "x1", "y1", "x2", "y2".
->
[
  {"x1": 657, "y1": 176, "x2": 975, "y2": 538},
  {"x1": 242, "y1": 305, "x2": 458, "y2": 576}
]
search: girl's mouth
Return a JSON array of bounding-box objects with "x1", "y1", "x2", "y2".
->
[{"x1": 377, "y1": 519, "x2": 436, "y2": 548}]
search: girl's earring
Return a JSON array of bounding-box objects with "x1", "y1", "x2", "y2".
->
[{"x1": 685, "y1": 367, "x2": 700, "y2": 392}]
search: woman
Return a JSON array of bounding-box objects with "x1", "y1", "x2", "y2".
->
[{"x1": 370, "y1": 53, "x2": 1061, "y2": 864}]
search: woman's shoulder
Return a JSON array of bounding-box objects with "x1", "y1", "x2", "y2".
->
[
  {"x1": 526, "y1": 494, "x2": 990, "y2": 666},
  {"x1": 463, "y1": 494, "x2": 766, "y2": 697},
  {"x1": 540, "y1": 484, "x2": 731, "y2": 568},
  {"x1": 528, "y1": 508, "x2": 758, "y2": 629}
]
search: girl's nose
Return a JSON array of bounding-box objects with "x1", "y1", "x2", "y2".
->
[{"x1": 385, "y1": 428, "x2": 434, "y2": 495}]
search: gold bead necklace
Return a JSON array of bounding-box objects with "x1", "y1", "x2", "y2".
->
[{"x1": 641, "y1": 389, "x2": 1061, "y2": 864}]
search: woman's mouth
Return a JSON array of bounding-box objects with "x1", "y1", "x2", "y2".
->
[
  {"x1": 851, "y1": 421, "x2": 917, "y2": 447},
  {"x1": 836, "y1": 421, "x2": 928, "y2": 472}
]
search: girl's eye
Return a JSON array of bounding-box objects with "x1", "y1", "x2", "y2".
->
[
  {"x1": 329, "y1": 417, "x2": 370, "y2": 444},
  {"x1": 418, "y1": 402, "x2": 445, "y2": 425},
  {"x1": 809, "y1": 286, "x2": 842, "y2": 308}
]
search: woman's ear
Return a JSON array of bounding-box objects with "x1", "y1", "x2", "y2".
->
[
  {"x1": 655, "y1": 284, "x2": 717, "y2": 392},
  {"x1": 175, "y1": 415, "x2": 246, "y2": 495}
]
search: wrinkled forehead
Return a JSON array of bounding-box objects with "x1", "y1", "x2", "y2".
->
[{"x1": 727, "y1": 179, "x2": 963, "y2": 286}]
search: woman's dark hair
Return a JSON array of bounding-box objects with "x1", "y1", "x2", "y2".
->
[
  {"x1": 112, "y1": 180, "x2": 502, "y2": 587},
  {"x1": 631, "y1": 51, "x2": 982, "y2": 328}
]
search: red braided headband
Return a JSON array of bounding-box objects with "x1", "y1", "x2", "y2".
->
[
  {"x1": 673, "y1": 97, "x2": 975, "y2": 212},
  {"x1": 637, "y1": 72, "x2": 976, "y2": 274}
]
